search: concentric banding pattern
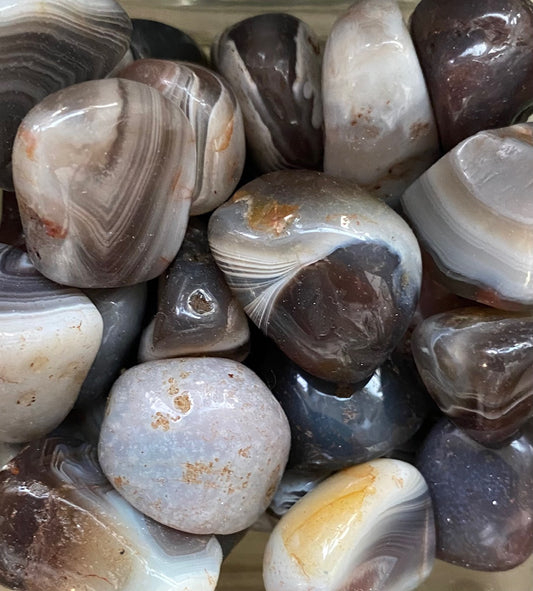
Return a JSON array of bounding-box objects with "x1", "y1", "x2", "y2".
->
[
  {"x1": 212, "y1": 13, "x2": 323, "y2": 172},
  {"x1": 209, "y1": 170, "x2": 421, "y2": 383},
  {"x1": 119, "y1": 59, "x2": 245, "y2": 215},
  {"x1": 401, "y1": 124, "x2": 533, "y2": 309},
  {"x1": 0, "y1": 0, "x2": 132, "y2": 190},
  {"x1": 13, "y1": 78, "x2": 196, "y2": 288},
  {"x1": 0, "y1": 244, "x2": 103, "y2": 442},
  {"x1": 263, "y1": 459, "x2": 435, "y2": 591}
]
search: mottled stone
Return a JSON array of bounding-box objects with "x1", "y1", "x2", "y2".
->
[
  {"x1": 412, "y1": 307, "x2": 533, "y2": 446},
  {"x1": 209, "y1": 170, "x2": 421, "y2": 383},
  {"x1": 417, "y1": 419, "x2": 533, "y2": 570},
  {"x1": 77, "y1": 284, "x2": 147, "y2": 407},
  {"x1": 263, "y1": 459, "x2": 435, "y2": 591},
  {"x1": 118, "y1": 59, "x2": 245, "y2": 215},
  {"x1": 212, "y1": 13, "x2": 323, "y2": 172},
  {"x1": 139, "y1": 219, "x2": 249, "y2": 362},
  {"x1": 411, "y1": 0, "x2": 533, "y2": 151},
  {"x1": 98, "y1": 358, "x2": 290, "y2": 535},
  {"x1": 323, "y1": 0, "x2": 439, "y2": 204},
  {"x1": 0, "y1": 438, "x2": 223, "y2": 591},
  {"x1": 0, "y1": 0, "x2": 132, "y2": 190},
  {"x1": 0, "y1": 244, "x2": 102, "y2": 443},
  {"x1": 130, "y1": 19, "x2": 206, "y2": 65},
  {"x1": 13, "y1": 78, "x2": 196, "y2": 288},
  {"x1": 401, "y1": 123, "x2": 533, "y2": 310},
  {"x1": 256, "y1": 344, "x2": 428, "y2": 471}
]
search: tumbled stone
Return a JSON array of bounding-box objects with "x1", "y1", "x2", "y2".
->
[
  {"x1": 98, "y1": 357, "x2": 290, "y2": 535},
  {"x1": 212, "y1": 13, "x2": 323, "y2": 172},
  {"x1": 13, "y1": 78, "x2": 196, "y2": 288},
  {"x1": 0, "y1": 244, "x2": 102, "y2": 443},
  {"x1": 417, "y1": 419, "x2": 533, "y2": 570},
  {"x1": 0, "y1": 438, "x2": 223, "y2": 591},
  {"x1": 411, "y1": 0, "x2": 533, "y2": 151},
  {"x1": 323, "y1": 0, "x2": 439, "y2": 204},
  {"x1": 401, "y1": 124, "x2": 533, "y2": 310},
  {"x1": 263, "y1": 459, "x2": 435, "y2": 591},
  {"x1": 209, "y1": 170, "x2": 421, "y2": 383}
]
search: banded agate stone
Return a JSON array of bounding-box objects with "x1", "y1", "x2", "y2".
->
[
  {"x1": 98, "y1": 358, "x2": 290, "y2": 535},
  {"x1": 212, "y1": 13, "x2": 323, "y2": 172},
  {"x1": 263, "y1": 459, "x2": 435, "y2": 591},
  {"x1": 118, "y1": 59, "x2": 245, "y2": 215},
  {"x1": 411, "y1": 0, "x2": 533, "y2": 151},
  {"x1": 412, "y1": 307, "x2": 533, "y2": 446},
  {"x1": 417, "y1": 419, "x2": 533, "y2": 571},
  {"x1": 0, "y1": 0, "x2": 132, "y2": 190},
  {"x1": 139, "y1": 219, "x2": 249, "y2": 362},
  {"x1": 0, "y1": 438, "x2": 223, "y2": 591},
  {"x1": 323, "y1": 0, "x2": 439, "y2": 204},
  {"x1": 0, "y1": 244, "x2": 102, "y2": 443},
  {"x1": 209, "y1": 170, "x2": 421, "y2": 384},
  {"x1": 13, "y1": 78, "x2": 196, "y2": 288},
  {"x1": 401, "y1": 124, "x2": 533, "y2": 310}
]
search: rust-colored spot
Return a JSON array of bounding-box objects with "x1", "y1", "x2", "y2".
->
[
  {"x1": 181, "y1": 461, "x2": 215, "y2": 485},
  {"x1": 247, "y1": 200, "x2": 299, "y2": 236},
  {"x1": 409, "y1": 120, "x2": 431, "y2": 140},
  {"x1": 228, "y1": 373, "x2": 234, "y2": 378},
  {"x1": 114, "y1": 476, "x2": 126, "y2": 488},
  {"x1": 238, "y1": 446, "x2": 251, "y2": 458},
  {"x1": 180, "y1": 371, "x2": 190, "y2": 379},
  {"x1": 215, "y1": 115, "x2": 234, "y2": 152},
  {"x1": 9, "y1": 465, "x2": 19, "y2": 476},
  {"x1": 231, "y1": 188, "x2": 250, "y2": 203},
  {"x1": 174, "y1": 393, "x2": 191, "y2": 413},
  {"x1": 18, "y1": 125, "x2": 37, "y2": 160},
  {"x1": 151, "y1": 412, "x2": 170, "y2": 431},
  {"x1": 42, "y1": 218, "x2": 67, "y2": 239},
  {"x1": 167, "y1": 377, "x2": 179, "y2": 396},
  {"x1": 30, "y1": 356, "x2": 48, "y2": 371}
]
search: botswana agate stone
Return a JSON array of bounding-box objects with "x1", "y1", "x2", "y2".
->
[
  {"x1": 77, "y1": 283, "x2": 147, "y2": 408},
  {"x1": 323, "y1": 0, "x2": 439, "y2": 204},
  {"x1": 139, "y1": 219, "x2": 249, "y2": 362},
  {"x1": 263, "y1": 459, "x2": 435, "y2": 591},
  {"x1": 412, "y1": 307, "x2": 533, "y2": 447},
  {"x1": 13, "y1": 78, "x2": 196, "y2": 288},
  {"x1": 0, "y1": 438, "x2": 223, "y2": 591},
  {"x1": 212, "y1": 13, "x2": 323, "y2": 172},
  {"x1": 411, "y1": 0, "x2": 533, "y2": 151},
  {"x1": 118, "y1": 59, "x2": 245, "y2": 215},
  {"x1": 209, "y1": 170, "x2": 421, "y2": 383},
  {"x1": 0, "y1": 244, "x2": 102, "y2": 443},
  {"x1": 401, "y1": 124, "x2": 533, "y2": 310},
  {"x1": 98, "y1": 358, "x2": 290, "y2": 535},
  {"x1": 130, "y1": 19, "x2": 207, "y2": 65},
  {"x1": 256, "y1": 345, "x2": 428, "y2": 471},
  {"x1": 417, "y1": 419, "x2": 533, "y2": 571},
  {"x1": 0, "y1": 0, "x2": 132, "y2": 191}
]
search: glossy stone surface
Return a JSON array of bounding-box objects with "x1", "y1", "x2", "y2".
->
[
  {"x1": 98, "y1": 358, "x2": 290, "y2": 535},
  {"x1": 0, "y1": 438, "x2": 223, "y2": 591},
  {"x1": 268, "y1": 468, "x2": 331, "y2": 519},
  {"x1": 130, "y1": 19, "x2": 206, "y2": 65},
  {"x1": 323, "y1": 0, "x2": 439, "y2": 204},
  {"x1": 412, "y1": 307, "x2": 533, "y2": 446},
  {"x1": 401, "y1": 124, "x2": 533, "y2": 310},
  {"x1": 411, "y1": 0, "x2": 533, "y2": 151},
  {"x1": 13, "y1": 78, "x2": 196, "y2": 288},
  {"x1": 0, "y1": 0, "x2": 131, "y2": 191},
  {"x1": 77, "y1": 283, "x2": 147, "y2": 407},
  {"x1": 212, "y1": 13, "x2": 323, "y2": 172},
  {"x1": 139, "y1": 219, "x2": 249, "y2": 362},
  {"x1": 256, "y1": 344, "x2": 428, "y2": 471},
  {"x1": 209, "y1": 170, "x2": 421, "y2": 383},
  {"x1": 118, "y1": 59, "x2": 245, "y2": 215},
  {"x1": 0, "y1": 244, "x2": 102, "y2": 443},
  {"x1": 263, "y1": 459, "x2": 435, "y2": 591},
  {"x1": 417, "y1": 419, "x2": 533, "y2": 570}
]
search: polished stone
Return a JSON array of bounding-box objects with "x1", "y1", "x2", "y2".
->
[
  {"x1": 212, "y1": 13, "x2": 323, "y2": 172},
  {"x1": 13, "y1": 78, "x2": 196, "y2": 288},
  {"x1": 98, "y1": 357, "x2": 290, "y2": 535},
  {"x1": 209, "y1": 170, "x2": 421, "y2": 383}
]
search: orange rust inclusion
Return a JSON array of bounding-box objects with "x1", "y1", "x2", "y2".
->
[
  {"x1": 18, "y1": 125, "x2": 37, "y2": 160},
  {"x1": 247, "y1": 200, "x2": 299, "y2": 236},
  {"x1": 281, "y1": 464, "x2": 377, "y2": 578},
  {"x1": 42, "y1": 218, "x2": 67, "y2": 239}
]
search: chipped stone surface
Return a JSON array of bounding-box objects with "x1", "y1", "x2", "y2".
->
[{"x1": 98, "y1": 357, "x2": 291, "y2": 535}]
